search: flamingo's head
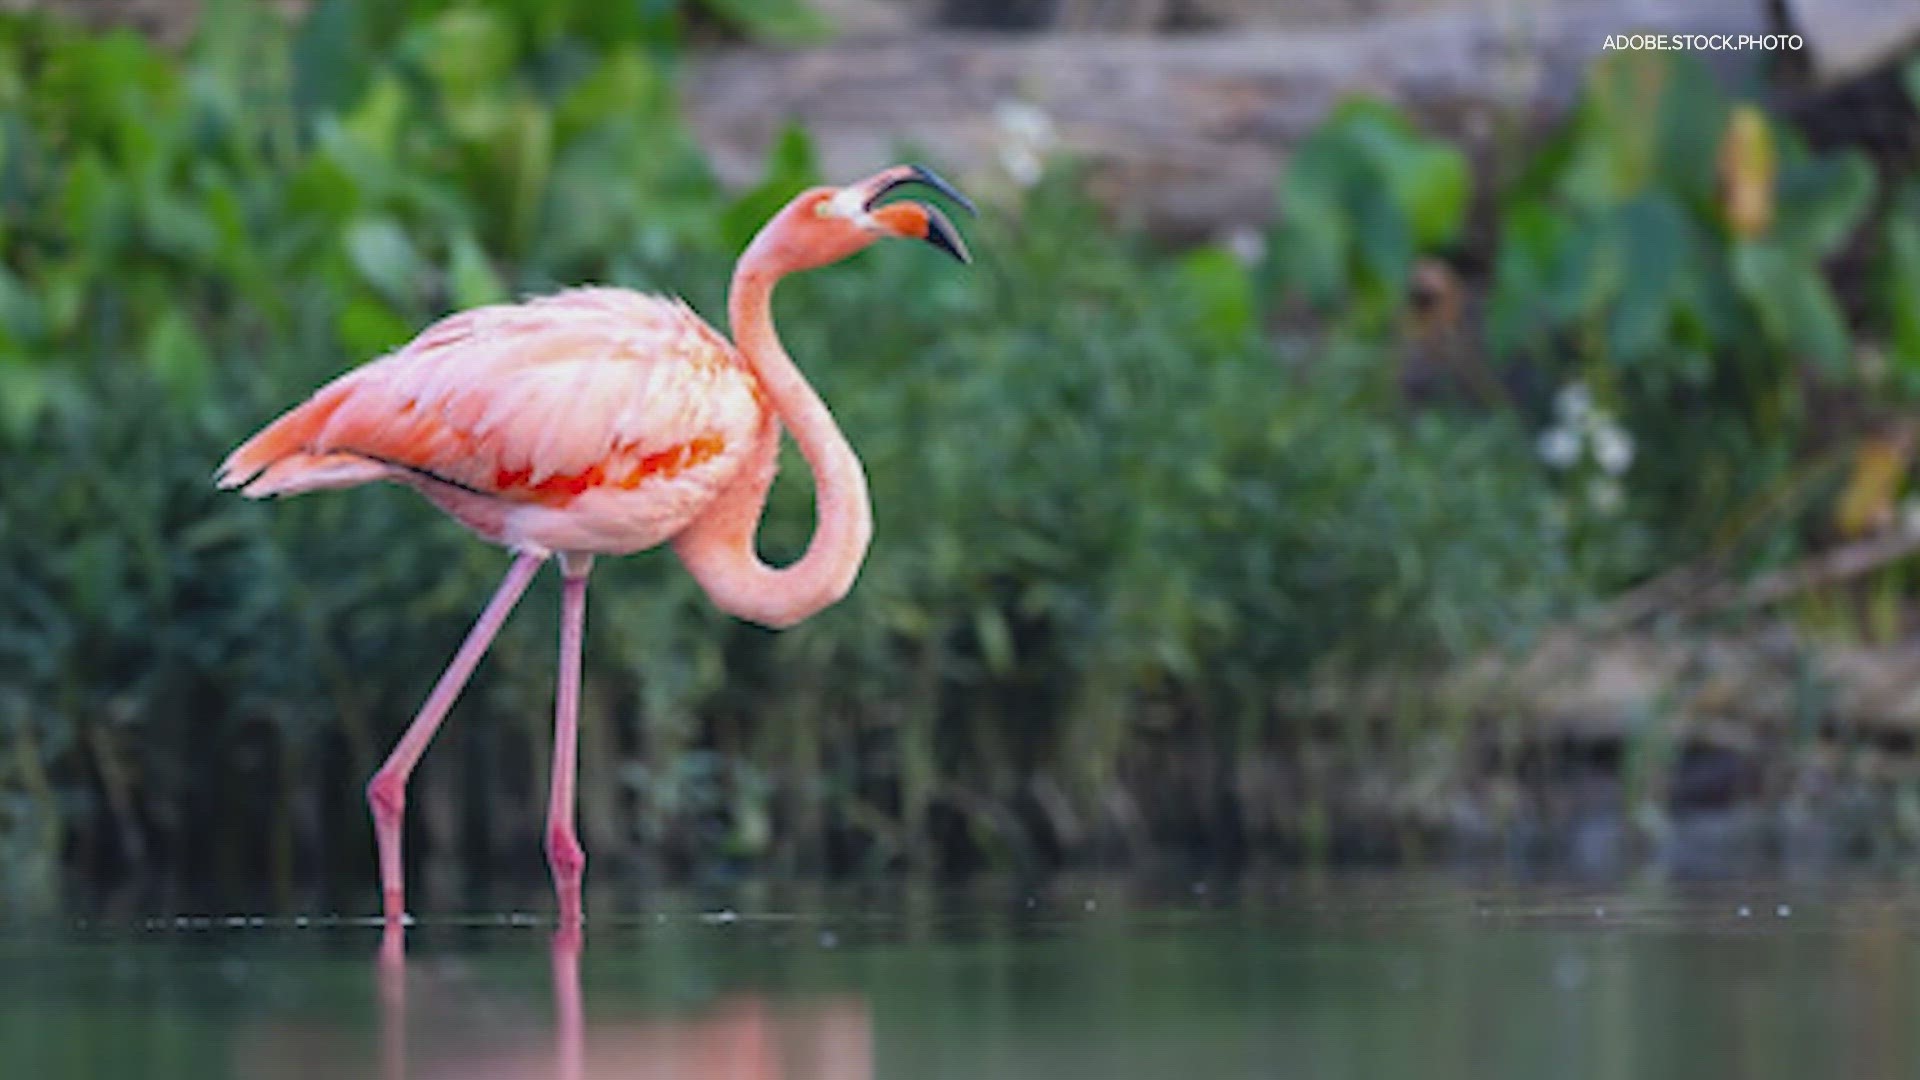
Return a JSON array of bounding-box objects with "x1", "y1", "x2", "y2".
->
[{"x1": 748, "y1": 164, "x2": 975, "y2": 273}]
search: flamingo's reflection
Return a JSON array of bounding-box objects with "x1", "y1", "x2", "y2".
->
[{"x1": 369, "y1": 923, "x2": 872, "y2": 1080}]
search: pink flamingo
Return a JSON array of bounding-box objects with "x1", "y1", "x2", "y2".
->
[{"x1": 217, "y1": 165, "x2": 973, "y2": 926}]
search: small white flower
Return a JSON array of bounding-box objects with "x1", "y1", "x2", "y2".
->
[
  {"x1": 994, "y1": 99, "x2": 1057, "y2": 189},
  {"x1": 1223, "y1": 227, "x2": 1267, "y2": 267},
  {"x1": 1591, "y1": 421, "x2": 1634, "y2": 475},
  {"x1": 994, "y1": 99, "x2": 1056, "y2": 147},
  {"x1": 999, "y1": 144, "x2": 1043, "y2": 188},
  {"x1": 1587, "y1": 476, "x2": 1625, "y2": 515},
  {"x1": 1554, "y1": 383, "x2": 1593, "y2": 424},
  {"x1": 1538, "y1": 426, "x2": 1581, "y2": 469}
]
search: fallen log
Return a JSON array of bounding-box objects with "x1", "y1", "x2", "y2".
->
[{"x1": 686, "y1": 1, "x2": 1778, "y2": 237}]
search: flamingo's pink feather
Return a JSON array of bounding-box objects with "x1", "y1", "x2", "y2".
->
[
  {"x1": 217, "y1": 287, "x2": 769, "y2": 555},
  {"x1": 240, "y1": 452, "x2": 394, "y2": 498},
  {"x1": 218, "y1": 288, "x2": 757, "y2": 501}
]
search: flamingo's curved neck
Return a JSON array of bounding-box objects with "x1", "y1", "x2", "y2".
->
[{"x1": 671, "y1": 251, "x2": 873, "y2": 628}]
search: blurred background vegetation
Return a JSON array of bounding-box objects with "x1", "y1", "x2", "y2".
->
[{"x1": 4, "y1": 0, "x2": 1920, "y2": 909}]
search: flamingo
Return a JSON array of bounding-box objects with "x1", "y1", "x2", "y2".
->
[{"x1": 216, "y1": 165, "x2": 974, "y2": 926}]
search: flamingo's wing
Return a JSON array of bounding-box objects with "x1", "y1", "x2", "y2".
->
[{"x1": 218, "y1": 289, "x2": 751, "y2": 503}]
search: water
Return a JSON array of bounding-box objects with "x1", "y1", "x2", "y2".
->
[{"x1": 3, "y1": 873, "x2": 1916, "y2": 1078}]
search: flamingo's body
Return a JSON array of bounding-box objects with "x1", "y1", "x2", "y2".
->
[
  {"x1": 218, "y1": 166, "x2": 973, "y2": 926},
  {"x1": 221, "y1": 289, "x2": 772, "y2": 557}
]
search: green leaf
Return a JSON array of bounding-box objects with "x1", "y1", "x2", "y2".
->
[
  {"x1": 1394, "y1": 142, "x2": 1470, "y2": 249},
  {"x1": 201, "y1": 180, "x2": 252, "y2": 275},
  {"x1": 0, "y1": 356, "x2": 53, "y2": 441},
  {"x1": 1542, "y1": 214, "x2": 1619, "y2": 325},
  {"x1": 1732, "y1": 239, "x2": 1849, "y2": 370},
  {"x1": 556, "y1": 49, "x2": 672, "y2": 143},
  {"x1": 139, "y1": 188, "x2": 220, "y2": 265},
  {"x1": 1173, "y1": 246, "x2": 1256, "y2": 351},
  {"x1": 1606, "y1": 195, "x2": 1691, "y2": 363},
  {"x1": 411, "y1": 7, "x2": 517, "y2": 96},
  {"x1": 1273, "y1": 97, "x2": 1466, "y2": 318},
  {"x1": 334, "y1": 74, "x2": 409, "y2": 165},
  {"x1": 1905, "y1": 56, "x2": 1920, "y2": 110},
  {"x1": 142, "y1": 309, "x2": 210, "y2": 396},
  {"x1": 40, "y1": 259, "x2": 90, "y2": 338},
  {"x1": 336, "y1": 293, "x2": 413, "y2": 357},
  {"x1": 344, "y1": 216, "x2": 423, "y2": 305},
  {"x1": 500, "y1": 97, "x2": 553, "y2": 251},
  {"x1": 58, "y1": 152, "x2": 122, "y2": 256},
  {"x1": 1773, "y1": 152, "x2": 1875, "y2": 257},
  {"x1": 285, "y1": 152, "x2": 361, "y2": 224},
  {"x1": 1349, "y1": 180, "x2": 1413, "y2": 309},
  {"x1": 1273, "y1": 139, "x2": 1351, "y2": 306},
  {"x1": 291, "y1": 0, "x2": 366, "y2": 123},
  {"x1": 1882, "y1": 185, "x2": 1920, "y2": 381},
  {"x1": 973, "y1": 605, "x2": 1015, "y2": 675},
  {"x1": 1487, "y1": 203, "x2": 1565, "y2": 353},
  {"x1": 1561, "y1": 54, "x2": 1664, "y2": 203},
  {"x1": 449, "y1": 232, "x2": 506, "y2": 309},
  {"x1": 720, "y1": 123, "x2": 819, "y2": 251},
  {"x1": 0, "y1": 266, "x2": 41, "y2": 347},
  {"x1": 1651, "y1": 54, "x2": 1731, "y2": 202}
]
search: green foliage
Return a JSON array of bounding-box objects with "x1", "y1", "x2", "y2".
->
[
  {"x1": 1268, "y1": 98, "x2": 1470, "y2": 330},
  {"x1": 1881, "y1": 182, "x2": 1920, "y2": 392},
  {"x1": 1482, "y1": 53, "x2": 1880, "y2": 584},
  {"x1": 0, "y1": 2, "x2": 744, "y2": 889},
  {"x1": 1490, "y1": 55, "x2": 1875, "y2": 381},
  {"x1": 1172, "y1": 246, "x2": 1259, "y2": 349},
  {"x1": 720, "y1": 123, "x2": 822, "y2": 252},
  {"x1": 6, "y1": 7, "x2": 1917, "y2": 888},
  {"x1": 0, "y1": 5, "x2": 1577, "y2": 885},
  {"x1": 762, "y1": 174, "x2": 1571, "y2": 823}
]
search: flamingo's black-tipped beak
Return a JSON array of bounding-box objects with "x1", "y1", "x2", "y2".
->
[
  {"x1": 862, "y1": 163, "x2": 979, "y2": 218},
  {"x1": 920, "y1": 203, "x2": 971, "y2": 264},
  {"x1": 853, "y1": 164, "x2": 976, "y2": 264}
]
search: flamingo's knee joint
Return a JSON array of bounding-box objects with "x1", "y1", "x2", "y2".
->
[
  {"x1": 546, "y1": 828, "x2": 587, "y2": 877},
  {"x1": 367, "y1": 773, "x2": 406, "y2": 823}
]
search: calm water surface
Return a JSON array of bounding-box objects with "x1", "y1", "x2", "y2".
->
[{"x1": 4, "y1": 872, "x2": 1918, "y2": 1078}]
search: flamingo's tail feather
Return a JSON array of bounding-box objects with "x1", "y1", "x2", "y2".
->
[
  {"x1": 234, "y1": 452, "x2": 394, "y2": 499},
  {"x1": 215, "y1": 383, "x2": 371, "y2": 497}
]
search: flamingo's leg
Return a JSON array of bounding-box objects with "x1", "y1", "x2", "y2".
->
[
  {"x1": 367, "y1": 551, "x2": 546, "y2": 923},
  {"x1": 547, "y1": 554, "x2": 593, "y2": 926},
  {"x1": 552, "y1": 924, "x2": 585, "y2": 1080},
  {"x1": 377, "y1": 924, "x2": 407, "y2": 1080}
]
